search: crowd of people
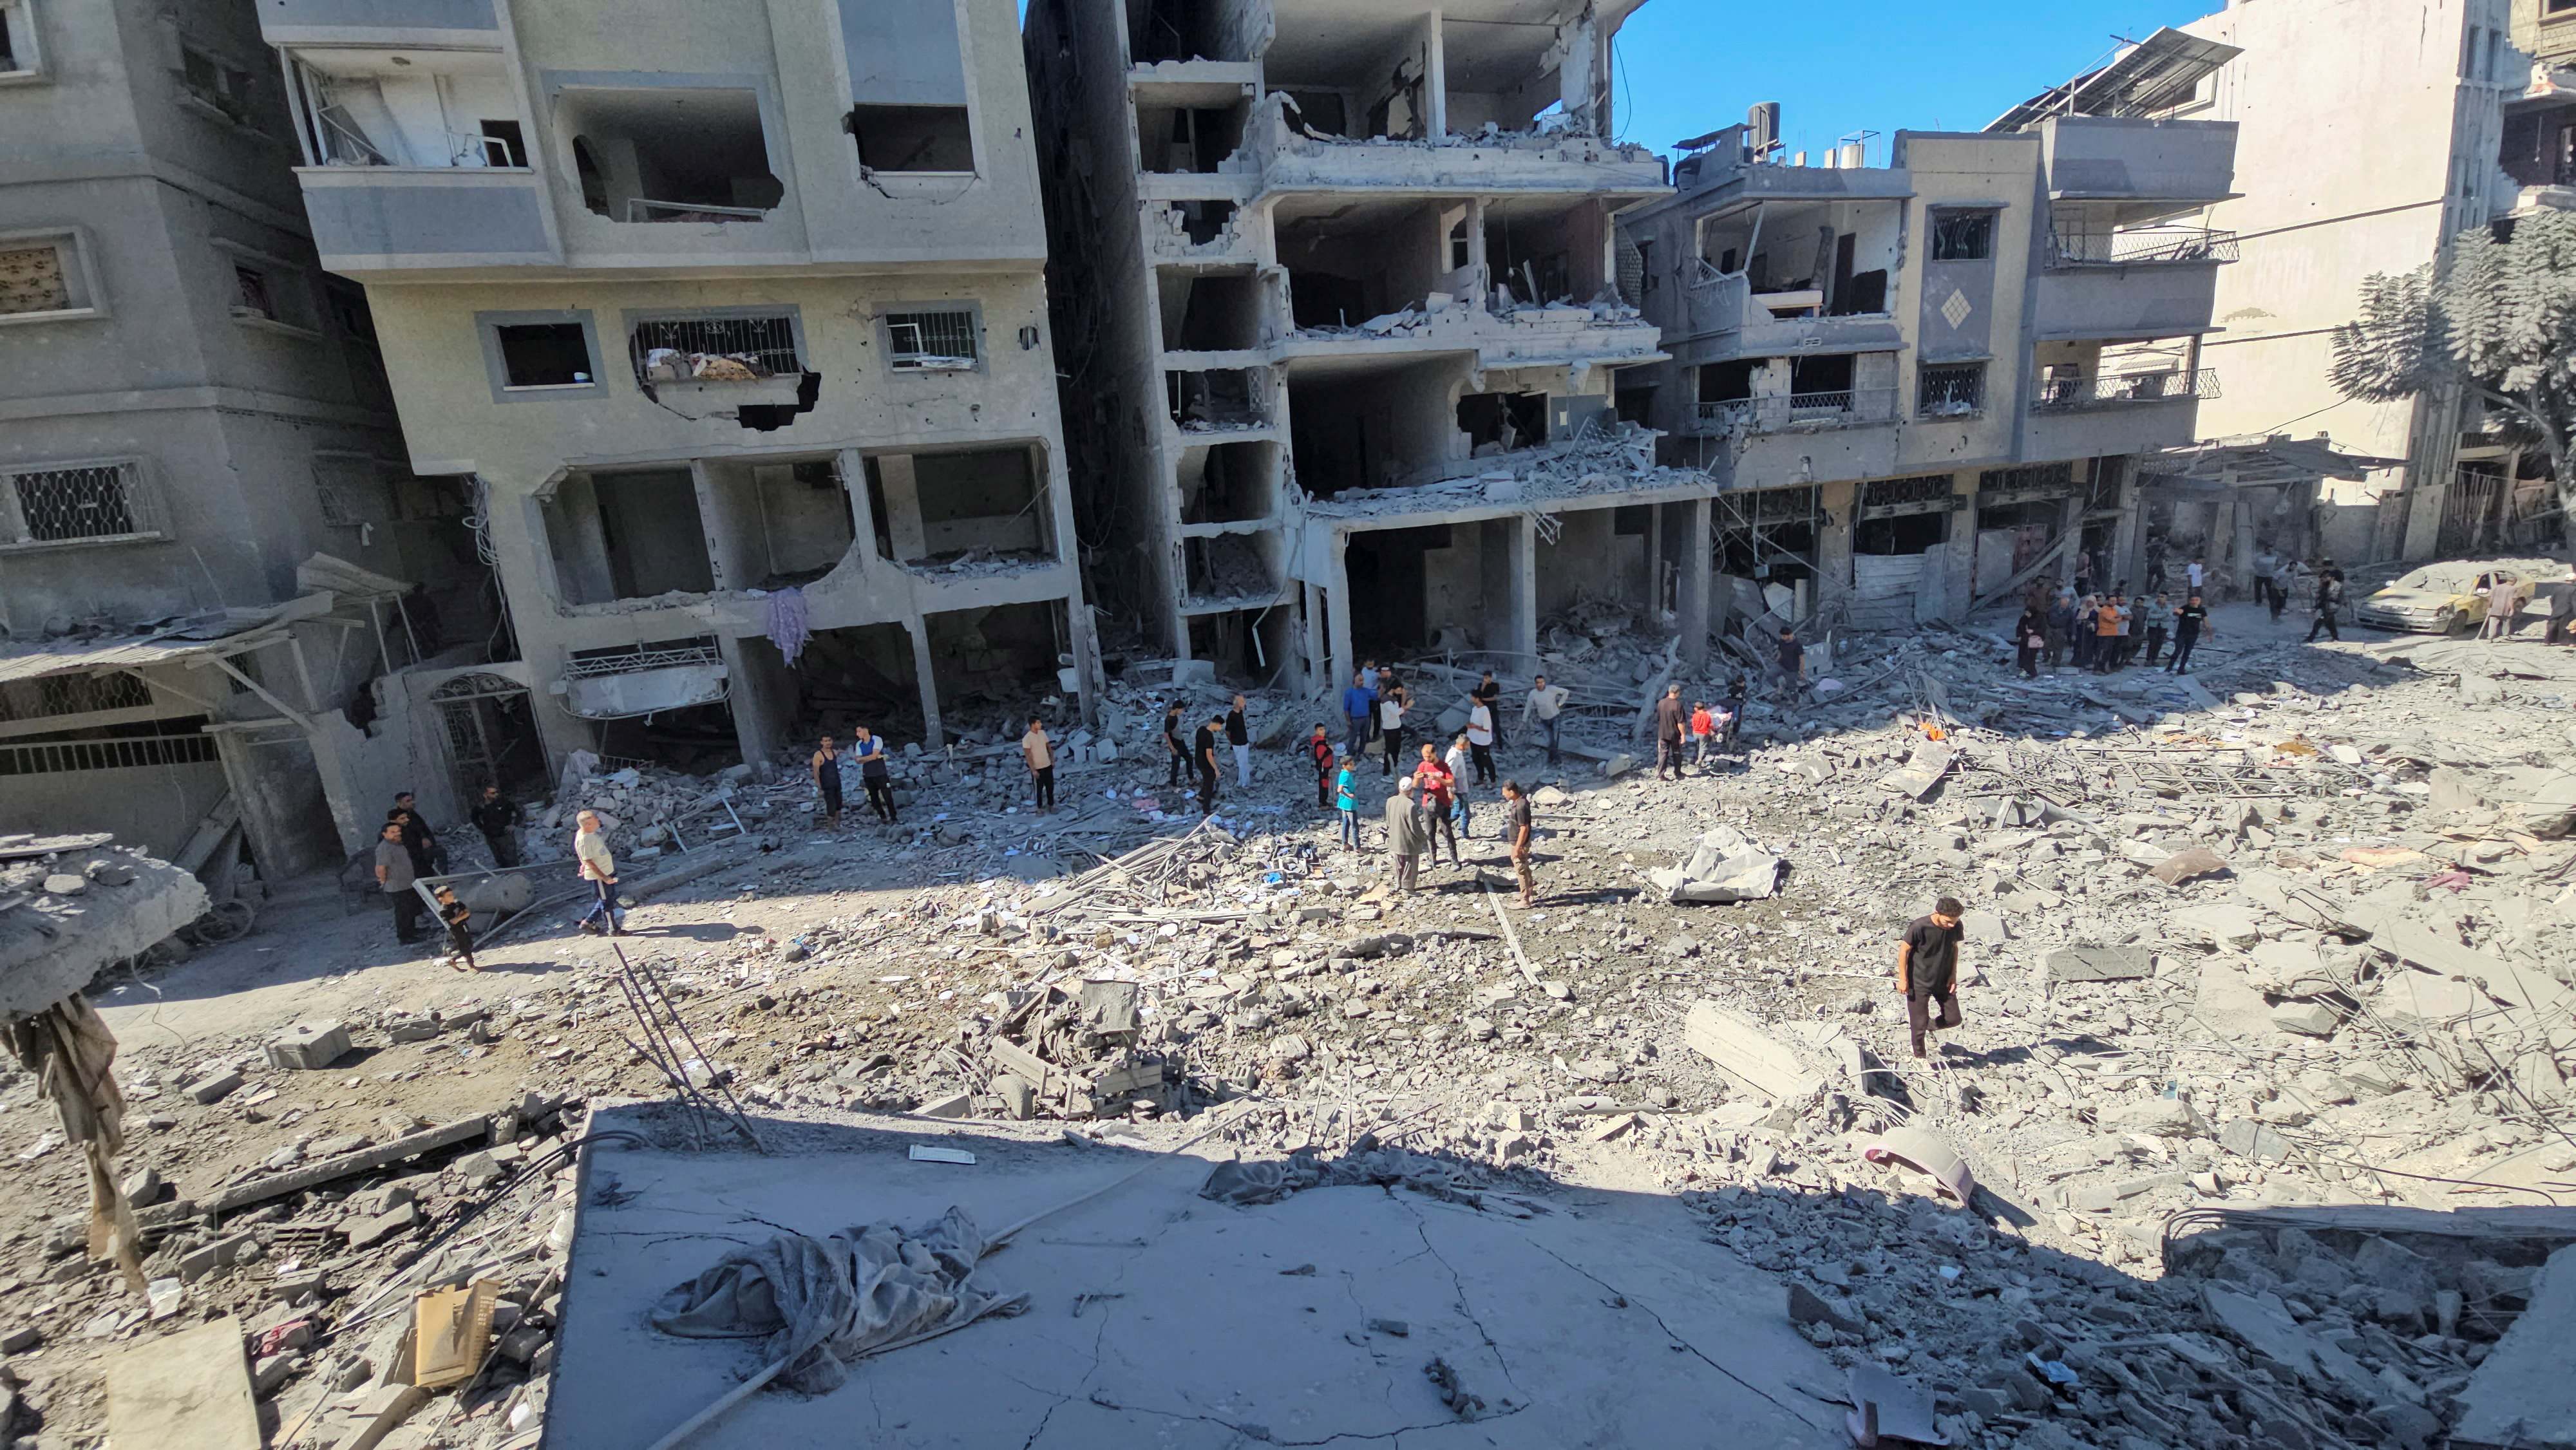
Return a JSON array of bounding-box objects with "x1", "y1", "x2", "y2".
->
[{"x1": 2005, "y1": 550, "x2": 2357, "y2": 681}]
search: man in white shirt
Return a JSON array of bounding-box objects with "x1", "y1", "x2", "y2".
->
[
  {"x1": 1464, "y1": 697, "x2": 1496, "y2": 785},
  {"x1": 2186, "y1": 557, "x2": 2206, "y2": 592},
  {"x1": 1522, "y1": 674, "x2": 1569, "y2": 765},
  {"x1": 573, "y1": 810, "x2": 622, "y2": 936}
]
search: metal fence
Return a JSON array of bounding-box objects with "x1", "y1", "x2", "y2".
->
[
  {"x1": 563, "y1": 637, "x2": 723, "y2": 679},
  {"x1": 1, "y1": 461, "x2": 157, "y2": 545},
  {"x1": 627, "y1": 315, "x2": 802, "y2": 382},
  {"x1": 1695, "y1": 387, "x2": 1898, "y2": 433},
  {"x1": 0, "y1": 731, "x2": 220, "y2": 777},
  {"x1": 2049, "y1": 227, "x2": 2239, "y2": 266},
  {"x1": 2031, "y1": 368, "x2": 2220, "y2": 411}
]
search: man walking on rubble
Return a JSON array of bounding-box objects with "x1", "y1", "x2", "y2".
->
[
  {"x1": 376, "y1": 819, "x2": 424, "y2": 946},
  {"x1": 1771, "y1": 628, "x2": 1806, "y2": 697},
  {"x1": 1162, "y1": 701, "x2": 1187, "y2": 788},
  {"x1": 2168, "y1": 592, "x2": 2213, "y2": 673},
  {"x1": 1021, "y1": 717, "x2": 1056, "y2": 814},
  {"x1": 1383, "y1": 776, "x2": 1428, "y2": 891},
  {"x1": 1654, "y1": 683, "x2": 1687, "y2": 780},
  {"x1": 1472, "y1": 670, "x2": 1505, "y2": 751},
  {"x1": 573, "y1": 809, "x2": 624, "y2": 936},
  {"x1": 1341, "y1": 670, "x2": 1377, "y2": 764},
  {"x1": 1523, "y1": 673, "x2": 1569, "y2": 765},
  {"x1": 853, "y1": 724, "x2": 898, "y2": 825},
  {"x1": 1415, "y1": 741, "x2": 1462, "y2": 867},
  {"x1": 2304, "y1": 569, "x2": 2342, "y2": 643},
  {"x1": 1194, "y1": 711, "x2": 1223, "y2": 814},
  {"x1": 1897, "y1": 896, "x2": 1966, "y2": 1059}
]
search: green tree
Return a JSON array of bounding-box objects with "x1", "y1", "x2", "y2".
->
[{"x1": 2330, "y1": 208, "x2": 2576, "y2": 552}]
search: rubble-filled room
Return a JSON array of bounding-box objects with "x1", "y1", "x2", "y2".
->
[
  {"x1": 922, "y1": 600, "x2": 1074, "y2": 730},
  {"x1": 1133, "y1": 88, "x2": 1249, "y2": 173},
  {"x1": 1341, "y1": 513, "x2": 1526, "y2": 657},
  {"x1": 862, "y1": 447, "x2": 1054, "y2": 569},
  {"x1": 1183, "y1": 603, "x2": 1291, "y2": 681},
  {"x1": 1262, "y1": 8, "x2": 1434, "y2": 140},
  {"x1": 1176, "y1": 438, "x2": 1277, "y2": 524},
  {"x1": 1157, "y1": 266, "x2": 1265, "y2": 351},
  {"x1": 734, "y1": 621, "x2": 927, "y2": 748},
  {"x1": 1180, "y1": 529, "x2": 1276, "y2": 601},
  {"x1": 1276, "y1": 195, "x2": 1464, "y2": 329},
  {"x1": 1690, "y1": 194, "x2": 1902, "y2": 314},
  {"x1": 1285, "y1": 355, "x2": 1461, "y2": 496},
  {"x1": 1484, "y1": 196, "x2": 1610, "y2": 308}
]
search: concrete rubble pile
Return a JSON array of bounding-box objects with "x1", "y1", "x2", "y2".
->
[{"x1": 12, "y1": 621, "x2": 2576, "y2": 1447}]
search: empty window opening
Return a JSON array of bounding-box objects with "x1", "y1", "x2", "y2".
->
[
  {"x1": 746, "y1": 621, "x2": 925, "y2": 744},
  {"x1": 542, "y1": 469, "x2": 716, "y2": 605},
  {"x1": 1457, "y1": 391, "x2": 1546, "y2": 455},
  {"x1": 1342, "y1": 524, "x2": 1450, "y2": 657},
  {"x1": 561, "y1": 87, "x2": 781, "y2": 221},
  {"x1": 589, "y1": 697, "x2": 740, "y2": 776},
  {"x1": 1136, "y1": 100, "x2": 1248, "y2": 173},
  {"x1": 630, "y1": 313, "x2": 819, "y2": 428},
  {"x1": 1269, "y1": 26, "x2": 1430, "y2": 142},
  {"x1": 851, "y1": 106, "x2": 974, "y2": 173},
  {"x1": 1693, "y1": 198, "x2": 1898, "y2": 314},
  {"x1": 1712, "y1": 485, "x2": 1821, "y2": 587},
  {"x1": 1183, "y1": 533, "x2": 1273, "y2": 599},
  {"x1": 884, "y1": 308, "x2": 979, "y2": 370},
  {"x1": 864, "y1": 448, "x2": 1051, "y2": 567},
  {"x1": 1159, "y1": 270, "x2": 1263, "y2": 351},
  {"x1": 1177, "y1": 440, "x2": 1273, "y2": 524},
  {"x1": 1168, "y1": 367, "x2": 1265, "y2": 430},
  {"x1": 1855, "y1": 511, "x2": 1947, "y2": 555},
  {"x1": 1, "y1": 462, "x2": 160, "y2": 547},
  {"x1": 1161, "y1": 200, "x2": 1238, "y2": 248},
  {"x1": 923, "y1": 601, "x2": 1071, "y2": 724},
  {"x1": 1185, "y1": 608, "x2": 1289, "y2": 682},
  {"x1": 1278, "y1": 196, "x2": 1459, "y2": 329},
  {"x1": 180, "y1": 44, "x2": 256, "y2": 126},
  {"x1": 232, "y1": 265, "x2": 274, "y2": 321},
  {"x1": 1790, "y1": 352, "x2": 1855, "y2": 397},
  {"x1": 496, "y1": 323, "x2": 594, "y2": 389},
  {"x1": 1127, "y1": 0, "x2": 1253, "y2": 64},
  {"x1": 1929, "y1": 209, "x2": 1995, "y2": 262},
  {"x1": 1, "y1": 4, "x2": 29, "y2": 75},
  {"x1": 1697, "y1": 360, "x2": 1754, "y2": 405},
  {"x1": 289, "y1": 49, "x2": 524, "y2": 168},
  {"x1": 1917, "y1": 362, "x2": 1984, "y2": 418},
  {"x1": 695, "y1": 457, "x2": 855, "y2": 587}
]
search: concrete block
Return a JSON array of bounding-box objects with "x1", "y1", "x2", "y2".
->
[
  {"x1": 191, "y1": 1071, "x2": 244, "y2": 1105},
  {"x1": 383, "y1": 1017, "x2": 440, "y2": 1044},
  {"x1": 105, "y1": 1313, "x2": 258, "y2": 1450},
  {"x1": 1600, "y1": 753, "x2": 1638, "y2": 780},
  {"x1": 343, "y1": 1203, "x2": 421, "y2": 1250},
  {"x1": 1683, "y1": 1001, "x2": 1824, "y2": 1106},
  {"x1": 178, "y1": 1234, "x2": 256, "y2": 1283},
  {"x1": 1584, "y1": 1113, "x2": 1641, "y2": 1142},
  {"x1": 265, "y1": 1022, "x2": 352, "y2": 1071},
  {"x1": 1959, "y1": 910, "x2": 2009, "y2": 944},
  {"x1": 1, "y1": 1325, "x2": 41, "y2": 1353},
  {"x1": 452, "y1": 1150, "x2": 505, "y2": 1187},
  {"x1": 995, "y1": 1075, "x2": 1036, "y2": 1121},
  {"x1": 2043, "y1": 946, "x2": 2152, "y2": 983},
  {"x1": 2149, "y1": 847, "x2": 2229, "y2": 884},
  {"x1": 2217, "y1": 1118, "x2": 2293, "y2": 1162},
  {"x1": 333, "y1": 1383, "x2": 426, "y2": 1450},
  {"x1": 1786, "y1": 1283, "x2": 1861, "y2": 1333},
  {"x1": 2167, "y1": 904, "x2": 2263, "y2": 950},
  {"x1": 2101, "y1": 1097, "x2": 2206, "y2": 1138},
  {"x1": 2269, "y1": 1001, "x2": 2344, "y2": 1038},
  {"x1": 251, "y1": 1352, "x2": 298, "y2": 1397},
  {"x1": 2069, "y1": 1173, "x2": 2186, "y2": 1212},
  {"x1": 916, "y1": 1092, "x2": 973, "y2": 1119}
]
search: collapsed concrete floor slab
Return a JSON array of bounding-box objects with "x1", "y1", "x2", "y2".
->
[{"x1": 549, "y1": 1104, "x2": 1847, "y2": 1449}]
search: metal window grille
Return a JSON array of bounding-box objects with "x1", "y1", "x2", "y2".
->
[
  {"x1": 1929, "y1": 211, "x2": 1994, "y2": 261},
  {"x1": 1, "y1": 462, "x2": 156, "y2": 545},
  {"x1": 0, "y1": 731, "x2": 219, "y2": 777},
  {"x1": 0, "y1": 244, "x2": 68, "y2": 315},
  {"x1": 1978, "y1": 462, "x2": 2074, "y2": 498},
  {"x1": 0, "y1": 673, "x2": 152, "y2": 723},
  {"x1": 1916, "y1": 364, "x2": 1984, "y2": 417},
  {"x1": 1862, "y1": 475, "x2": 1962, "y2": 512},
  {"x1": 628, "y1": 315, "x2": 802, "y2": 384},
  {"x1": 885, "y1": 310, "x2": 978, "y2": 369}
]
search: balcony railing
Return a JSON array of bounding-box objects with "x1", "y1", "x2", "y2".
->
[
  {"x1": 1696, "y1": 388, "x2": 1899, "y2": 433},
  {"x1": 2031, "y1": 368, "x2": 2220, "y2": 412},
  {"x1": 2049, "y1": 227, "x2": 2239, "y2": 267}
]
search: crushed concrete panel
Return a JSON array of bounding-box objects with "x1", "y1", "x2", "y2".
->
[
  {"x1": 1683, "y1": 1002, "x2": 1825, "y2": 1105},
  {"x1": 105, "y1": 1313, "x2": 258, "y2": 1450},
  {"x1": 2454, "y1": 1242, "x2": 2576, "y2": 1448}
]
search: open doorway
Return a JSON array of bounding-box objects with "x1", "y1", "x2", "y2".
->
[{"x1": 431, "y1": 673, "x2": 547, "y2": 802}]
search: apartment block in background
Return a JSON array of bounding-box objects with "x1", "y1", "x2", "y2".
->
[
  {"x1": 249, "y1": 0, "x2": 1101, "y2": 777},
  {"x1": 0, "y1": 0, "x2": 493, "y2": 876},
  {"x1": 1618, "y1": 41, "x2": 2238, "y2": 634},
  {"x1": 1028, "y1": 0, "x2": 1716, "y2": 684},
  {"x1": 2186, "y1": 0, "x2": 2551, "y2": 563}
]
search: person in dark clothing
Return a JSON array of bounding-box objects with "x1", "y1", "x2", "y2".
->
[
  {"x1": 852, "y1": 725, "x2": 897, "y2": 823},
  {"x1": 2141, "y1": 594, "x2": 2170, "y2": 667},
  {"x1": 1309, "y1": 726, "x2": 1336, "y2": 809},
  {"x1": 469, "y1": 784, "x2": 521, "y2": 867},
  {"x1": 1471, "y1": 670, "x2": 1504, "y2": 750},
  {"x1": 1163, "y1": 702, "x2": 1187, "y2": 787},
  {"x1": 1897, "y1": 897, "x2": 1966, "y2": 1059},
  {"x1": 2013, "y1": 605, "x2": 2046, "y2": 679},
  {"x1": 1653, "y1": 684, "x2": 1687, "y2": 780},
  {"x1": 1193, "y1": 714, "x2": 1222, "y2": 814},
  {"x1": 1225, "y1": 695, "x2": 1251, "y2": 789},
  {"x1": 2305, "y1": 572, "x2": 2342, "y2": 643},
  {"x1": 435, "y1": 886, "x2": 479, "y2": 973},
  {"x1": 810, "y1": 735, "x2": 846, "y2": 827},
  {"x1": 1722, "y1": 675, "x2": 1747, "y2": 749},
  {"x1": 392, "y1": 792, "x2": 442, "y2": 874},
  {"x1": 2167, "y1": 593, "x2": 2212, "y2": 673},
  {"x1": 1772, "y1": 629, "x2": 1806, "y2": 695},
  {"x1": 375, "y1": 820, "x2": 424, "y2": 945}
]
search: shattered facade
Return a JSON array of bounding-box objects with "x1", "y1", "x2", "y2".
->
[
  {"x1": 0, "y1": 0, "x2": 495, "y2": 874},
  {"x1": 1027, "y1": 0, "x2": 1701, "y2": 678},
  {"x1": 249, "y1": 0, "x2": 1104, "y2": 774},
  {"x1": 1618, "y1": 89, "x2": 2238, "y2": 636}
]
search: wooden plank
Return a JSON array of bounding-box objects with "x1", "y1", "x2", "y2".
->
[
  {"x1": 106, "y1": 1314, "x2": 258, "y2": 1450},
  {"x1": 991, "y1": 1039, "x2": 1052, "y2": 1095}
]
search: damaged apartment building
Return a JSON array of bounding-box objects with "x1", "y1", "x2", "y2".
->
[
  {"x1": 1028, "y1": 0, "x2": 1712, "y2": 680},
  {"x1": 246, "y1": 0, "x2": 1101, "y2": 775},
  {"x1": 1615, "y1": 35, "x2": 2244, "y2": 636},
  {"x1": 0, "y1": 0, "x2": 498, "y2": 883}
]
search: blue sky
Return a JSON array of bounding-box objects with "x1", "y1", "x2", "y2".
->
[{"x1": 1608, "y1": 0, "x2": 2222, "y2": 164}]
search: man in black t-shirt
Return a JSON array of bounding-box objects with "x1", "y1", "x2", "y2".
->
[
  {"x1": 2166, "y1": 594, "x2": 2213, "y2": 674},
  {"x1": 1193, "y1": 715, "x2": 1222, "y2": 814},
  {"x1": 1163, "y1": 702, "x2": 1187, "y2": 787},
  {"x1": 1897, "y1": 897, "x2": 1966, "y2": 1059}
]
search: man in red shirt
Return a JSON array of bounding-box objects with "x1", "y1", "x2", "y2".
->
[{"x1": 1412, "y1": 743, "x2": 1461, "y2": 868}]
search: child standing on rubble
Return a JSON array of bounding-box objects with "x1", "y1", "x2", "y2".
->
[
  {"x1": 1335, "y1": 755, "x2": 1361, "y2": 850},
  {"x1": 435, "y1": 886, "x2": 480, "y2": 973},
  {"x1": 1309, "y1": 726, "x2": 1336, "y2": 810}
]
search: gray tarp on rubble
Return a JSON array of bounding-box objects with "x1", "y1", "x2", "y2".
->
[
  {"x1": 649, "y1": 1207, "x2": 1028, "y2": 1393},
  {"x1": 1648, "y1": 825, "x2": 1783, "y2": 904}
]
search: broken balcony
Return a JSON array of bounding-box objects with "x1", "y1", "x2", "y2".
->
[
  {"x1": 1689, "y1": 353, "x2": 1900, "y2": 436},
  {"x1": 1242, "y1": 91, "x2": 1667, "y2": 194},
  {"x1": 557, "y1": 637, "x2": 727, "y2": 720},
  {"x1": 2031, "y1": 366, "x2": 2219, "y2": 412},
  {"x1": 1180, "y1": 531, "x2": 1277, "y2": 605},
  {"x1": 629, "y1": 314, "x2": 820, "y2": 428},
  {"x1": 1676, "y1": 194, "x2": 1903, "y2": 362}
]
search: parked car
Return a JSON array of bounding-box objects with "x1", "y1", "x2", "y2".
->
[{"x1": 2354, "y1": 560, "x2": 2548, "y2": 633}]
